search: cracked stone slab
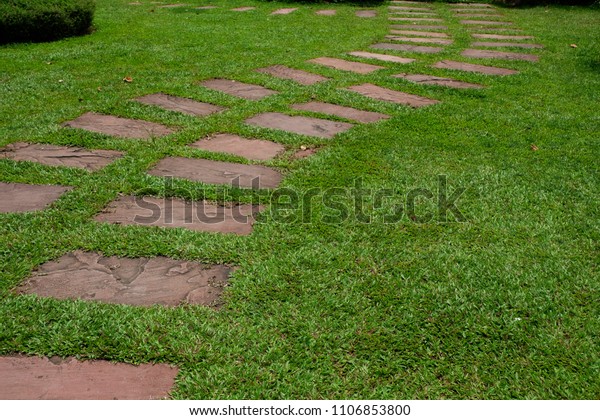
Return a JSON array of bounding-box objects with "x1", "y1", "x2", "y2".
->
[
  {"x1": 308, "y1": 57, "x2": 384, "y2": 74},
  {"x1": 271, "y1": 8, "x2": 297, "y2": 15},
  {"x1": 347, "y1": 83, "x2": 439, "y2": 107},
  {"x1": 356, "y1": 10, "x2": 377, "y2": 18},
  {"x1": 96, "y1": 195, "x2": 262, "y2": 235},
  {"x1": 0, "y1": 142, "x2": 123, "y2": 171},
  {"x1": 390, "y1": 17, "x2": 443, "y2": 22},
  {"x1": 391, "y1": 24, "x2": 448, "y2": 30},
  {"x1": 18, "y1": 250, "x2": 232, "y2": 307},
  {"x1": 0, "y1": 356, "x2": 178, "y2": 400},
  {"x1": 231, "y1": 7, "x2": 255, "y2": 11},
  {"x1": 460, "y1": 20, "x2": 513, "y2": 25},
  {"x1": 134, "y1": 93, "x2": 225, "y2": 117},
  {"x1": 0, "y1": 182, "x2": 72, "y2": 213},
  {"x1": 472, "y1": 41, "x2": 543, "y2": 49},
  {"x1": 316, "y1": 10, "x2": 336, "y2": 15},
  {"x1": 190, "y1": 133, "x2": 285, "y2": 161},
  {"x1": 393, "y1": 73, "x2": 484, "y2": 89},
  {"x1": 291, "y1": 102, "x2": 389, "y2": 123},
  {"x1": 246, "y1": 112, "x2": 353, "y2": 139},
  {"x1": 390, "y1": 30, "x2": 449, "y2": 38},
  {"x1": 348, "y1": 51, "x2": 415, "y2": 64},
  {"x1": 256, "y1": 65, "x2": 329, "y2": 85},
  {"x1": 63, "y1": 112, "x2": 173, "y2": 139},
  {"x1": 432, "y1": 60, "x2": 519, "y2": 75},
  {"x1": 200, "y1": 79, "x2": 277, "y2": 100},
  {"x1": 385, "y1": 35, "x2": 453, "y2": 45},
  {"x1": 149, "y1": 157, "x2": 282, "y2": 189},
  {"x1": 371, "y1": 43, "x2": 443, "y2": 54},
  {"x1": 462, "y1": 48, "x2": 539, "y2": 62},
  {"x1": 472, "y1": 33, "x2": 534, "y2": 40}
]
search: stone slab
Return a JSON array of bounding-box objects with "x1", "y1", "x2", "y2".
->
[
  {"x1": 231, "y1": 7, "x2": 254, "y2": 11},
  {"x1": 456, "y1": 13, "x2": 504, "y2": 18},
  {"x1": 316, "y1": 10, "x2": 336, "y2": 15},
  {"x1": 390, "y1": 30, "x2": 449, "y2": 38},
  {"x1": 451, "y1": 3, "x2": 494, "y2": 7},
  {"x1": 0, "y1": 142, "x2": 123, "y2": 171},
  {"x1": 390, "y1": 11, "x2": 438, "y2": 16},
  {"x1": 0, "y1": 356, "x2": 177, "y2": 400},
  {"x1": 256, "y1": 65, "x2": 329, "y2": 85},
  {"x1": 19, "y1": 250, "x2": 231, "y2": 307},
  {"x1": 245, "y1": 112, "x2": 353, "y2": 139},
  {"x1": 460, "y1": 20, "x2": 513, "y2": 25},
  {"x1": 356, "y1": 10, "x2": 377, "y2": 18},
  {"x1": 291, "y1": 102, "x2": 389, "y2": 123},
  {"x1": 348, "y1": 51, "x2": 415, "y2": 64},
  {"x1": 462, "y1": 48, "x2": 539, "y2": 62},
  {"x1": 200, "y1": 79, "x2": 277, "y2": 100},
  {"x1": 271, "y1": 8, "x2": 297, "y2": 15},
  {"x1": 96, "y1": 195, "x2": 262, "y2": 235},
  {"x1": 472, "y1": 41, "x2": 543, "y2": 49},
  {"x1": 347, "y1": 83, "x2": 439, "y2": 108},
  {"x1": 63, "y1": 113, "x2": 173, "y2": 139},
  {"x1": 391, "y1": 1, "x2": 432, "y2": 4},
  {"x1": 393, "y1": 73, "x2": 484, "y2": 89},
  {"x1": 388, "y1": 6, "x2": 432, "y2": 11},
  {"x1": 158, "y1": 3, "x2": 188, "y2": 8},
  {"x1": 149, "y1": 157, "x2": 282, "y2": 189},
  {"x1": 190, "y1": 133, "x2": 285, "y2": 161},
  {"x1": 432, "y1": 60, "x2": 519, "y2": 75},
  {"x1": 134, "y1": 93, "x2": 224, "y2": 117},
  {"x1": 0, "y1": 182, "x2": 71, "y2": 213},
  {"x1": 391, "y1": 24, "x2": 447, "y2": 30},
  {"x1": 390, "y1": 17, "x2": 443, "y2": 22},
  {"x1": 385, "y1": 35, "x2": 453, "y2": 45},
  {"x1": 473, "y1": 33, "x2": 534, "y2": 40},
  {"x1": 454, "y1": 8, "x2": 499, "y2": 13},
  {"x1": 308, "y1": 57, "x2": 384, "y2": 74},
  {"x1": 371, "y1": 43, "x2": 443, "y2": 54}
]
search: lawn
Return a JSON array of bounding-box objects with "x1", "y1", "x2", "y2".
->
[{"x1": 0, "y1": 0, "x2": 598, "y2": 399}]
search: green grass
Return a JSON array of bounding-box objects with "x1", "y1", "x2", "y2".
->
[{"x1": 0, "y1": 0, "x2": 599, "y2": 399}]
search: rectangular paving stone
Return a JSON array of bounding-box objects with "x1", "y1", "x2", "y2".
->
[
  {"x1": 432, "y1": 60, "x2": 519, "y2": 75},
  {"x1": 256, "y1": 65, "x2": 329, "y2": 85},
  {"x1": 134, "y1": 93, "x2": 224, "y2": 117},
  {"x1": 308, "y1": 57, "x2": 385, "y2": 74},
  {"x1": 388, "y1": 6, "x2": 433, "y2": 11},
  {"x1": 473, "y1": 33, "x2": 534, "y2": 40},
  {"x1": 371, "y1": 43, "x2": 443, "y2": 54},
  {"x1": 0, "y1": 182, "x2": 71, "y2": 213},
  {"x1": 390, "y1": 30, "x2": 449, "y2": 38},
  {"x1": 348, "y1": 51, "x2": 416, "y2": 64},
  {"x1": 347, "y1": 83, "x2": 439, "y2": 108},
  {"x1": 96, "y1": 195, "x2": 262, "y2": 235},
  {"x1": 462, "y1": 48, "x2": 539, "y2": 62},
  {"x1": 393, "y1": 73, "x2": 484, "y2": 89},
  {"x1": 291, "y1": 102, "x2": 389, "y2": 123},
  {"x1": 149, "y1": 157, "x2": 282, "y2": 189},
  {"x1": 389, "y1": 11, "x2": 438, "y2": 16},
  {"x1": 356, "y1": 10, "x2": 377, "y2": 17},
  {"x1": 0, "y1": 142, "x2": 123, "y2": 171},
  {"x1": 454, "y1": 8, "x2": 499, "y2": 13},
  {"x1": 246, "y1": 112, "x2": 353, "y2": 139},
  {"x1": 390, "y1": 17, "x2": 443, "y2": 22},
  {"x1": 0, "y1": 356, "x2": 177, "y2": 400},
  {"x1": 391, "y1": 24, "x2": 448, "y2": 30},
  {"x1": 461, "y1": 20, "x2": 513, "y2": 25},
  {"x1": 316, "y1": 10, "x2": 336, "y2": 15},
  {"x1": 385, "y1": 35, "x2": 453, "y2": 45},
  {"x1": 231, "y1": 6, "x2": 255, "y2": 11},
  {"x1": 190, "y1": 133, "x2": 285, "y2": 161},
  {"x1": 19, "y1": 250, "x2": 232, "y2": 307},
  {"x1": 63, "y1": 112, "x2": 173, "y2": 139},
  {"x1": 200, "y1": 79, "x2": 277, "y2": 100},
  {"x1": 472, "y1": 41, "x2": 543, "y2": 49},
  {"x1": 271, "y1": 8, "x2": 297, "y2": 15}
]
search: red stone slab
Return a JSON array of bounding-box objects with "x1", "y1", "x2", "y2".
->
[
  {"x1": 472, "y1": 41, "x2": 543, "y2": 49},
  {"x1": 390, "y1": 30, "x2": 449, "y2": 38},
  {"x1": 0, "y1": 142, "x2": 123, "y2": 171},
  {"x1": 347, "y1": 83, "x2": 439, "y2": 107},
  {"x1": 19, "y1": 251, "x2": 232, "y2": 307},
  {"x1": 462, "y1": 48, "x2": 539, "y2": 62},
  {"x1": 371, "y1": 43, "x2": 443, "y2": 54},
  {"x1": 190, "y1": 133, "x2": 284, "y2": 161},
  {"x1": 391, "y1": 24, "x2": 448, "y2": 30},
  {"x1": 393, "y1": 73, "x2": 484, "y2": 89},
  {"x1": 460, "y1": 20, "x2": 512, "y2": 25},
  {"x1": 390, "y1": 17, "x2": 443, "y2": 22},
  {"x1": 308, "y1": 57, "x2": 384, "y2": 74},
  {"x1": 0, "y1": 356, "x2": 177, "y2": 400},
  {"x1": 256, "y1": 65, "x2": 329, "y2": 85},
  {"x1": 134, "y1": 93, "x2": 224, "y2": 117},
  {"x1": 149, "y1": 157, "x2": 282, "y2": 189},
  {"x1": 245, "y1": 112, "x2": 353, "y2": 139},
  {"x1": 200, "y1": 79, "x2": 277, "y2": 100},
  {"x1": 432, "y1": 60, "x2": 519, "y2": 75},
  {"x1": 473, "y1": 33, "x2": 534, "y2": 40},
  {"x1": 231, "y1": 7, "x2": 254, "y2": 11},
  {"x1": 385, "y1": 35, "x2": 453, "y2": 45},
  {"x1": 0, "y1": 182, "x2": 71, "y2": 213},
  {"x1": 271, "y1": 8, "x2": 297, "y2": 15},
  {"x1": 63, "y1": 113, "x2": 173, "y2": 139},
  {"x1": 316, "y1": 10, "x2": 336, "y2": 15},
  {"x1": 348, "y1": 51, "x2": 415, "y2": 64},
  {"x1": 356, "y1": 10, "x2": 377, "y2": 18},
  {"x1": 291, "y1": 102, "x2": 389, "y2": 123},
  {"x1": 388, "y1": 6, "x2": 432, "y2": 11},
  {"x1": 96, "y1": 195, "x2": 262, "y2": 235}
]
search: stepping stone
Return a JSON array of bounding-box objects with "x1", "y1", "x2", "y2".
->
[
  {"x1": 472, "y1": 41, "x2": 543, "y2": 49},
  {"x1": 0, "y1": 182, "x2": 71, "y2": 213},
  {"x1": 246, "y1": 112, "x2": 353, "y2": 139},
  {"x1": 451, "y1": 3, "x2": 494, "y2": 7},
  {"x1": 385, "y1": 36, "x2": 453, "y2": 45},
  {"x1": 271, "y1": 8, "x2": 297, "y2": 15},
  {"x1": 231, "y1": 7, "x2": 255, "y2": 12},
  {"x1": 356, "y1": 10, "x2": 377, "y2": 18},
  {"x1": 0, "y1": 356, "x2": 177, "y2": 400},
  {"x1": 473, "y1": 33, "x2": 534, "y2": 40},
  {"x1": 371, "y1": 43, "x2": 443, "y2": 54},
  {"x1": 19, "y1": 250, "x2": 232, "y2": 307},
  {"x1": 348, "y1": 51, "x2": 415, "y2": 64},
  {"x1": 390, "y1": 11, "x2": 438, "y2": 16},
  {"x1": 346, "y1": 83, "x2": 439, "y2": 107},
  {"x1": 460, "y1": 20, "x2": 512, "y2": 25},
  {"x1": 134, "y1": 93, "x2": 224, "y2": 117},
  {"x1": 390, "y1": 17, "x2": 443, "y2": 22},
  {"x1": 432, "y1": 60, "x2": 518, "y2": 75},
  {"x1": 390, "y1": 30, "x2": 450, "y2": 38},
  {"x1": 462, "y1": 48, "x2": 539, "y2": 62},
  {"x1": 63, "y1": 113, "x2": 173, "y2": 139},
  {"x1": 291, "y1": 102, "x2": 389, "y2": 123},
  {"x1": 308, "y1": 57, "x2": 384, "y2": 74},
  {"x1": 391, "y1": 0, "x2": 433, "y2": 4},
  {"x1": 158, "y1": 3, "x2": 187, "y2": 8},
  {"x1": 391, "y1": 24, "x2": 448, "y2": 30},
  {"x1": 389, "y1": 6, "x2": 433, "y2": 11},
  {"x1": 316, "y1": 10, "x2": 336, "y2": 16},
  {"x1": 0, "y1": 142, "x2": 123, "y2": 171},
  {"x1": 190, "y1": 133, "x2": 284, "y2": 161},
  {"x1": 454, "y1": 8, "x2": 498, "y2": 13},
  {"x1": 393, "y1": 73, "x2": 484, "y2": 89},
  {"x1": 457, "y1": 14, "x2": 504, "y2": 18},
  {"x1": 96, "y1": 195, "x2": 262, "y2": 235},
  {"x1": 256, "y1": 65, "x2": 329, "y2": 85},
  {"x1": 200, "y1": 79, "x2": 277, "y2": 100},
  {"x1": 149, "y1": 157, "x2": 282, "y2": 189}
]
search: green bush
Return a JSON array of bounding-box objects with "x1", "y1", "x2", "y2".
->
[{"x1": 0, "y1": 0, "x2": 95, "y2": 44}]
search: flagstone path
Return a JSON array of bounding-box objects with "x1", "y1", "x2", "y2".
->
[
  {"x1": 0, "y1": 182, "x2": 71, "y2": 213},
  {"x1": 63, "y1": 112, "x2": 173, "y2": 139},
  {"x1": 190, "y1": 133, "x2": 285, "y2": 161},
  {"x1": 134, "y1": 93, "x2": 225, "y2": 116}
]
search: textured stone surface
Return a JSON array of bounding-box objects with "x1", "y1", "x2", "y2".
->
[
  {"x1": 0, "y1": 356, "x2": 178, "y2": 400},
  {"x1": 462, "y1": 48, "x2": 539, "y2": 62},
  {"x1": 391, "y1": 24, "x2": 447, "y2": 30},
  {"x1": 292, "y1": 102, "x2": 389, "y2": 123},
  {"x1": 356, "y1": 10, "x2": 377, "y2": 18},
  {"x1": 432, "y1": 60, "x2": 519, "y2": 75},
  {"x1": 256, "y1": 65, "x2": 329, "y2": 85},
  {"x1": 0, "y1": 182, "x2": 71, "y2": 213},
  {"x1": 246, "y1": 112, "x2": 353, "y2": 139},
  {"x1": 390, "y1": 30, "x2": 449, "y2": 38},
  {"x1": 316, "y1": 10, "x2": 336, "y2": 15},
  {"x1": 308, "y1": 57, "x2": 384, "y2": 74},
  {"x1": 200, "y1": 79, "x2": 277, "y2": 100},
  {"x1": 472, "y1": 41, "x2": 543, "y2": 49},
  {"x1": 347, "y1": 84, "x2": 439, "y2": 107},
  {"x1": 472, "y1": 33, "x2": 534, "y2": 40},
  {"x1": 385, "y1": 35, "x2": 453, "y2": 45},
  {"x1": 134, "y1": 93, "x2": 224, "y2": 117},
  {"x1": 390, "y1": 17, "x2": 443, "y2": 22},
  {"x1": 63, "y1": 113, "x2": 173, "y2": 139},
  {"x1": 393, "y1": 73, "x2": 484, "y2": 89},
  {"x1": 190, "y1": 133, "x2": 285, "y2": 161},
  {"x1": 348, "y1": 51, "x2": 415, "y2": 64},
  {"x1": 271, "y1": 8, "x2": 297, "y2": 15},
  {"x1": 371, "y1": 43, "x2": 443, "y2": 54},
  {"x1": 460, "y1": 20, "x2": 512, "y2": 25}
]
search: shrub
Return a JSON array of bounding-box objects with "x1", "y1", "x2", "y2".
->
[{"x1": 0, "y1": 0, "x2": 95, "y2": 44}]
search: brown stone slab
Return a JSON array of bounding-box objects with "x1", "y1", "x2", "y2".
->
[
  {"x1": 316, "y1": 10, "x2": 336, "y2": 16},
  {"x1": 390, "y1": 30, "x2": 449, "y2": 38},
  {"x1": 291, "y1": 102, "x2": 389, "y2": 123},
  {"x1": 19, "y1": 250, "x2": 231, "y2": 307},
  {"x1": 246, "y1": 112, "x2": 353, "y2": 139},
  {"x1": 149, "y1": 157, "x2": 282, "y2": 189},
  {"x1": 457, "y1": 14, "x2": 505, "y2": 19},
  {"x1": 391, "y1": 24, "x2": 447, "y2": 30},
  {"x1": 308, "y1": 57, "x2": 384, "y2": 74},
  {"x1": 348, "y1": 51, "x2": 415, "y2": 64},
  {"x1": 432, "y1": 60, "x2": 518, "y2": 75},
  {"x1": 271, "y1": 8, "x2": 297, "y2": 15},
  {"x1": 390, "y1": 17, "x2": 443, "y2": 22},
  {"x1": 389, "y1": 6, "x2": 432, "y2": 11},
  {"x1": 0, "y1": 182, "x2": 71, "y2": 213},
  {"x1": 200, "y1": 79, "x2": 277, "y2": 100},
  {"x1": 393, "y1": 73, "x2": 484, "y2": 89},
  {"x1": 473, "y1": 33, "x2": 534, "y2": 40},
  {"x1": 256, "y1": 65, "x2": 329, "y2": 85},
  {"x1": 190, "y1": 133, "x2": 284, "y2": 161},
  {"x1": 462, "y1": 48, "x2": 539, "y2": 62},
  {"x1": 347, "y1": 83, "x2": 439, "y2": 108},
  {"x1": 63, "y1": 112, "x2": 173, "y2": 139},
  {"x1": 460, "y1": 20, "x2": 512, "y2": 25},
  {"x1": 0, "y1": 356, "x2": 177, "y2": 400},
  {"x1": 134, "y1": 93, "x2": 224, "y2": 117},
  {"x1": 371, "y1": 43, "x2": 443, "y2": 54},
  {"x1": 356, "y1": 10, "x2": 377, "y2": 18},
  {"x1": 0, "y1": 142, "x2": 123, "y2": 171},
  {"x1": 96, "y1": 195, "x2": 262, "y2": 235},
  {"x1": 231, "y1": 6, "x2": 254, "y2": 11},
  {"x1": 385, "y1": 35, "x2": 453, "y2": 45},
  {"x1": 472, "y1": 41, "x2": 543, "y2": 49},
  {"x1": 390, "y1": 11, "x2": 438, "y2": 16}
]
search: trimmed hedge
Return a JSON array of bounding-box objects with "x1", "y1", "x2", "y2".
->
[{"x1": 0, "y1": 0, "x2": 95, "y2": 44}]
